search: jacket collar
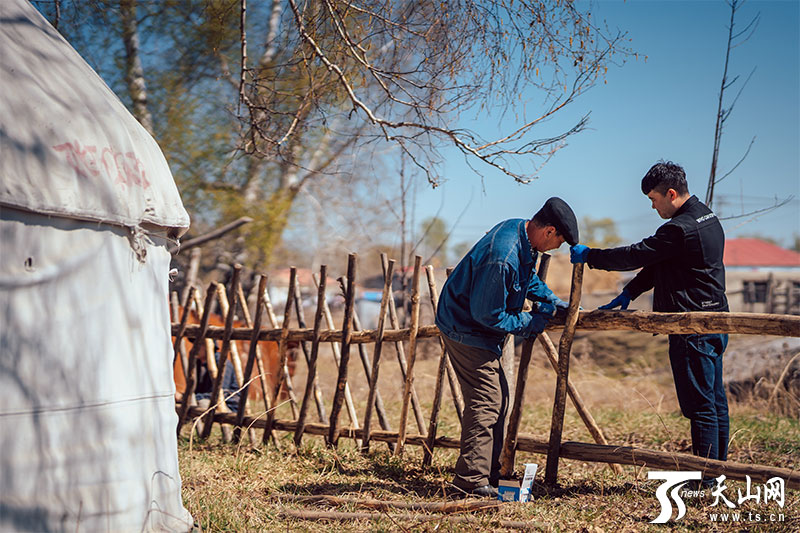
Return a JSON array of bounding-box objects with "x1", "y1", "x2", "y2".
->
[
  {"x1": 672, "y1": 194, "x2": 699, "y2": 218},
  {"x1": 519, "y1": 220, "x2": 537, "y2": 266}
]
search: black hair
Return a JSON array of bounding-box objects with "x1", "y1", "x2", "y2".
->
[
  {"x1": 530, "y1": 211, "x2": 562, "y2": 235},
  {"x1": 640, "y1": 161, "x2": 689, "y2": 196}
]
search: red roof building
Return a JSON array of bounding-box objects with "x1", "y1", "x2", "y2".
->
[{"x1": 724, "y1": 238, "x2": 800, "y2": 270}]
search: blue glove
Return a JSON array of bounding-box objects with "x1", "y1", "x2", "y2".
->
[
  {"x1": 535, "y1": 301, "x2": 557, "y2": 317},
  {"x1": 599, "y1": 288, "x2": 631, "y2": 310},
  {"x1": 527, "y1": 312, "x2": 550, "y2": 335},
  {"x1": 570, "y1": 244, "x2": 590, "y2": 264}
]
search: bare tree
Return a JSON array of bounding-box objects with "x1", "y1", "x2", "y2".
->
[{"x1": 706, "y1": 0, "x2": 759, "y2": 209}]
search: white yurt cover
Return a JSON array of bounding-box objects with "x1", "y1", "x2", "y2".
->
[{"x1": 1, "y1": 1, "x2": 192, "y2": 531}]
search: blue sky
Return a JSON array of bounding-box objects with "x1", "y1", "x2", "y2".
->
[{"x1": 410, "y1": 0, "x2": 800, "y2": 251}]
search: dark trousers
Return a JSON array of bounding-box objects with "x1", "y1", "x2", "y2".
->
[
  {"x1": 441, "y1": 336, "x2": 509, "y2": 489},
  {"x1": 668, "y1": 333, "x2": 729, "y2": 461}
]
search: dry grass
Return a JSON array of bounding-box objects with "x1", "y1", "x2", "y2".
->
[{"x1": 178, "y1": 331, "x2": 800, "y2": 531}]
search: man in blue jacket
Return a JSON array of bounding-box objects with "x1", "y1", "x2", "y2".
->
[
  {"x1": 436, "y1": 197, "x2": 578, "y2": 498},
  {"x1": 570, "y1": 161, "x2": 729, "y2": 475}
]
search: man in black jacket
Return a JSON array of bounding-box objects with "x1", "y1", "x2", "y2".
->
[{"x1": 570, "y1": 161, "x2": 729, "y2": 468}]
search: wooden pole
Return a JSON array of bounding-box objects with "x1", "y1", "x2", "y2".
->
[
  {"x1": 180, "y1": 247, "x2": 201, "y2": 304},
  {"x1": 545, "y1": 263, "x2": 584, "y2": 485},
  {"x1": 395, "y1": 256, "x2": 422, "y2": 456},
  {"x1": 191, "y1": 290, "x2": 219, "y2": 383},
  {"x1": 499, "y1": 253, "x2": 551, "y2": 478},
  {"x1": 176, "y1": 284, "x2": 217, "y2": 435},
  {"x1": 200, "y1": 266, "x2": 242, "y2": 440},
  {"x1": 294, "y1": 266, "x2": 328, "y2": 448},
  {"x1": 233, "y1": 275, "x2": 267, "y2": 444},
  {"x1": 442, "y1": 266, "x2": 465, "y2": 422},
  {"x1": 380, "y1": 253, "x2": 428, "y2": 434},
  {"x1": 277, "y1": 510, "x2": 538, "y2": 529},
  {"x1": 277, "y1": 494, "x2": 501, "y2": 512},
  {"x1": 175, "y1": 311, "x2": 800, "y2": 344},
  {"x1": 328, "y1": 253, "x2": 357, "y2": 448},
  {"x1": 187, "y1": 406, "x2": 800, "y2": 490},
  {"x1": 536, "y1": 332, "x2": 622, "y2": 474},
  {"x1": 214, "y1": 280, "x2": 249, "y2": 420},
  {"x1": 236, "y1": 280, "x2": 280, "y2": 447},
  {"x1": 314, "y1": 273, "x2": 362, "y2": 445},
  {"x1": 261, "y1": 284, "x2": 300, "y2": 419},
  {"x1": 291, "y1": 280, "x2": 328, "y2": 423},
  {"x1": 422, "y1": 264, "x2": 449, "y2": 467},
  {"x1": 171, "y1": 287, "x2": 195, "y2": 377},
  {"x1": 340, "y1": 276, "x2": 394, "y2": 449},
  {"x1": 264, "y1": 267, "x2": 297, "y2": 445},
  {"x1": 361, "y1": 259, "x2": 395, "y2": 454}
]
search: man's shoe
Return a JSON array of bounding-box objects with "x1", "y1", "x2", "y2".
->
[{"x1": 447, "y1": 484, "x2": 498, "y2": 499}]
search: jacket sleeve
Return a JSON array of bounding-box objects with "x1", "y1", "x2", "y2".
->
[
  {"x1": 469, "y1": 261, "x2": 549, "y2": 337},
  {"x1": 624, "y1": 265, "x2": 655, "y2": 300},
  {"x1": 586, "y1": 222, "x2": 683, "y2": 272},
  {"x1": 526, "y1": 272, "x2": 559, "y2": 304}
]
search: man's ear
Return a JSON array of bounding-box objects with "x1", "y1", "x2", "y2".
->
[{"x1": 667, "y1": 188, "x2": 678, "y2": 201}]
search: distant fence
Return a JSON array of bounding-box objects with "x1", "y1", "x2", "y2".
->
[{"x1": 172, "y1": 252, "x2": 800, "y2": 489}]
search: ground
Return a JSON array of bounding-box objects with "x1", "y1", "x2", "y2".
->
[{"x1": 177, "y1": 331, "x2": 799, "y2": 532}]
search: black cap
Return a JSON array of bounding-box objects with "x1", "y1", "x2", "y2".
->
[{"x1": 533, "y1": 197, "x2": 579, "y2": 245}]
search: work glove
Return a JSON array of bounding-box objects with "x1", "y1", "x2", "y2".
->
[
  {"x1": 599, "y1": 288, "x2": 631, "y2": 310},
  {"x1": 527, "y1": 312, "x2": 550, "y2": 335},
  {"x1": 534, "y1": 301, "x2": 557, "y2": 317},
  {"x1": 570, "y1": 244, "x2": 590, "y2": 264}
]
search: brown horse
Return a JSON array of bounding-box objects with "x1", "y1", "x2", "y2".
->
[{"x1": 171, "y1": 305, "x2": 297, "y2": 410}]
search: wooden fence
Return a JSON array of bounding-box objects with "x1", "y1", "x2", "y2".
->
[{"x1": 172, "y1": 252, "x2": 800, "y2": 489}]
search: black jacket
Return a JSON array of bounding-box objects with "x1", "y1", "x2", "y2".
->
[{"x1": 587, "y1": 195, "x2": 728, "y2": 313}]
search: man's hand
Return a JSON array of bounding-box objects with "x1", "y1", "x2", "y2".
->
[
  {"x1": 599, "y1": 288, "x2": 631, "y2": 310},
  {"x1": 570, "y1": 244, "x2": 590, "y2": 264},
  {"x1": 535, "y1": 301, "x2": 557, "y2": 317}
]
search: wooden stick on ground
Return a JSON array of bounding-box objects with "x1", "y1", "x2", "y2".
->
[
  {"x1": 276, "y1": 494, "x2": 501, "y2": 512},
  {"x1": 294, "y1": 265, "x2": 328, "y2": 448},
  {"x1": 544, "y1": 262, "x2": 584, "y2": 485},
  {"x1": 380, "y1": 253, "x2": 428, "y2": 435},
  {"x1": 291, "y1": 280, "x2": 327, "y2": 423},
  {"x1": 361, "y1": 258, "x2": 395, "y2": 454},
  {"x1": 499, "y1": 253, "x2": 551, "y2": 478},
  {"x1": 422, "y1": 264, "x2": 452, "y2": 467},
  {"x1": 264, "y1": 267, "x2": 297, "y2": 445},
  {"x1": 328, "y1": 253, "x2": 358, "y2": 448},
  {"x1": 395, "y1": 255, "x2": 422, "y2": 456},
  {"x1": 277, "y1": 510, "x2": 541, "y2": 530},
  {"x1": 176, "y1": 284, "x2": 217, "y2": 435},
  {"x1": 200, "y1": 266, "x2": 242, "y2": 440},
  {"x1": 313, "y1": 272, "x2": 362, "y2": 447},
  {"x1": 537, "y1": 332, "x2": 623, "y2": 474}
]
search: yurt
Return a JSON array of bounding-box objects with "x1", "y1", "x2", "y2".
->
[{"x1": 1, "y1": 0, "x2": 192, "y2": 531}]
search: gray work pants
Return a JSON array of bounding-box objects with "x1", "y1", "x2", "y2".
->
[{"x1": 442, "y1": 336, "x2": 509, "y2": 490}]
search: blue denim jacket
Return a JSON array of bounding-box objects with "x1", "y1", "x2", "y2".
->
[{"x1": 435, "y1": 219, "x2": 560, "y2": 355}]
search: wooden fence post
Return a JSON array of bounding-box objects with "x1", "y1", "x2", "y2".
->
[
  {"x1": 292, "y1": 280, "x2": 328, "y2": 423},
  {"x1": 264, "y1": 267, "x2": 297, "y2": 445},
  {"x1": 545, "y1": 263, "x2": 584, "y2": 485},
  {"x1": 499, "y1": 253, "x2": 551, "y2": 478},
  {"x1": 381, "y1": 253, "x2": 428, "y2": 434},
  {"x1": 233, "y1": 275, "x2": 267, "y2": 444},
  {"x1": 361, "y1": 259, "x2": 395, "y2": 454},
  {"x1": 294, "y1": 265, "x2": 328, "y2": 448},
  {"x1": 176, "y1": 284, "x2": 217, "y2": 435},
  {"x1": 395, "y1": 256, "x2": 422, "y2": 456},
  {"x1": 422, "y1": 265, "x2": 450, "y2": 467},
  {"x1": 328, "y1": 254, "x2": 358, "y2": 448}
]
